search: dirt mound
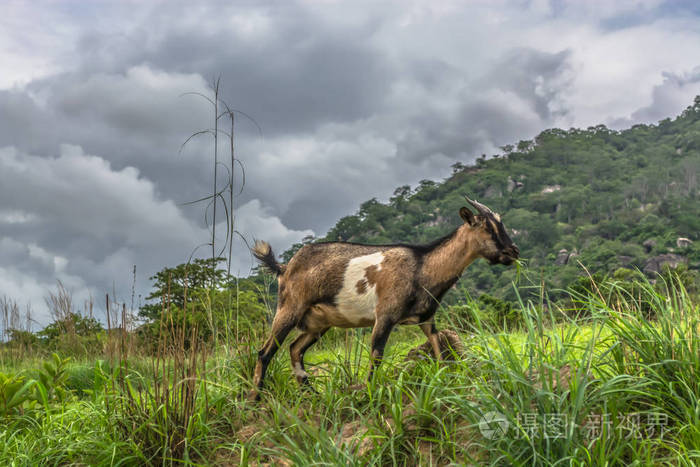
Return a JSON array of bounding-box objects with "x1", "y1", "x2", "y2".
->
[{"x1": 405, "y1": 329, "x2": 466, "y2": 361}]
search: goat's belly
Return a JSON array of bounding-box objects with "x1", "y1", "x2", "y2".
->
[
  {"x1": 301, "y1": 251, "x2": 384, "y2": 331},
  {"x1": 335, "y1": 294, "x2": 377, "y2": 327},
  {"x1": 304, "y1": 303, "x2": 375, "y2": 330}
]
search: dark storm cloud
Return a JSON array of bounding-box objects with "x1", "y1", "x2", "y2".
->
[
  {"x1": 0, "y1": 89, "x2": 56, "y2": 154},
  {"x1": 240, "y1": 44, "x2": 574, "y2": 234},
  {"x1": 73, "y1": 1, "x2": 393, "y2": 135},
  {"x1": 486, "y1": 48, "x2": 572, "y2": 121},
  {"x1": 392, "y1": 48, "x2": 573, "y2": 166},
  {"x1": 7, "y1": 67, "x2": 224, "y2": 206}
]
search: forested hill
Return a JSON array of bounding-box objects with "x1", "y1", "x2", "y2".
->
[{"x1": 285, "y1": 97, "x2": 700, "y2": 304}]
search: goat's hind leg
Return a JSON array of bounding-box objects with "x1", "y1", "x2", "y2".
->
[
  {"x1": 289, "y1": 328, "x2": 328, "y2": 388},
  {"x1": 366, "y1": 317, "x2": 396, "y2": 383},
  {"x1": 420, "y1": 320, "x2": 442, "y2": 360},
  {"x1": 249, "y1": 312, "x2": 296, "y2": 401}
]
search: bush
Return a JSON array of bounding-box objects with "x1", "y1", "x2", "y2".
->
[
  {"x1": 478, "y1": 294, "x2": 522, "y2": 331},
  {"x1": 445, "y1": 294, "x2": 521, "y2": 332}
]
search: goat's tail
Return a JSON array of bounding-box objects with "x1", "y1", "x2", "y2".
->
[{"x1": 252, "y1": 240, "x2": 286, "y2": 276}]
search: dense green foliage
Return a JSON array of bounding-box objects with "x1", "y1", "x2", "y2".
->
[
  {"x1": 137, "y1": 257, "x2": 273, "y2": 347},
  {"x1": 311, "y1": 97, "x2": 700, "y2": 305}
]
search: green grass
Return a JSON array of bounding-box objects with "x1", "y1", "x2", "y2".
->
[{"x1": 1, "y1": 277, "x2": 699, "y2": 466}]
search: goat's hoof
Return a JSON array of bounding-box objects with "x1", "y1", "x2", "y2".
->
[
  {"x1": 300, "y1": 383, "x2": 318, "y2": 394},
  {"x1": 297, "y1": 376, "x2": 316, "y2": 390},
  {"x1": 247, "y1": 389, "x2": 261, "y2": 402}
]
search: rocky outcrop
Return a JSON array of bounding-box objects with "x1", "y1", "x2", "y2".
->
[
  {"x1": 555, "y1": 249, "x2": 570, "y2": 265},
  {"x1": 642, "y1": 238, "x2": 657, "y2": 253},
  {"x1": 507, "y1": 176, "x2": 524, "y2": 192},
  {"x1": 484, "y1": 184, "x2": 502, "y2": 198},
  {"x1": 568, "y1": 249, "x2": 579, "y2": 263},
  {"x1": 526, "y1": 364, "x2": 593, "y2": 392},
  {"x1": 541, "y1": 184, "x2": 561, "y2": 194},
  {"x1": 677, "y1": 237, "x2": 693, "y2": 248},
  {"x1": 643, "y1": 253, "x2": 687, "y2": 275},
  {"x1": 426, "y1": 216, "x2": 446, "y2": 227},
  {"x1": 555, "y1": 248, "x2": 578, "y2": 266}
]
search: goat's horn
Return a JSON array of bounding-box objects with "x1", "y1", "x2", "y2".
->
[{"x1": 464, "y1": 195, "x2": 493, "y2": 215}]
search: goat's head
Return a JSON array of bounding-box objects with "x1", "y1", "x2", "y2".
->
[{"x1": 459, "y1": 196, "x2": 519, "y2": 266}]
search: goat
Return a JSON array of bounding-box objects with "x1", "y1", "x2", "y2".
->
[{"x1": 249, "y1": 197, "x2": 519, "y2": 400}]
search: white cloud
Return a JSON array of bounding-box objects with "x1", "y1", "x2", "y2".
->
[
  {"x1": 0, "y1": 3, "x2": 77, "y2": 88},
  {"x1": 0, "y1": 144, "x2": 203, "y2": 246},
  {"x1": 0, "y1": 209, "x2": 37, "y2": 224},
  {"x1": 230, "y1": 199, "x2": 314, "y2": 273}
]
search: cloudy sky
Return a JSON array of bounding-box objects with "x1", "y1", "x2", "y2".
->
[{"x1": 2, "y1": 0, "x2": 700, "y2": 326}]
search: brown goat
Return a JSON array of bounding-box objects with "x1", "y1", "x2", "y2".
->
[{"x1": 249, "y1": 197, "x2": 518, "y2": 400}]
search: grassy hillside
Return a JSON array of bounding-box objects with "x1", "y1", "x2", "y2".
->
[
  {"x1": 1, "y1": 279, "x2": 699, "y2": 465},
  {"x1": 296, "y1": 96, "x2": 700, "y2": 305}
]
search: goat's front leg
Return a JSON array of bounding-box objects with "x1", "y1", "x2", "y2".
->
[
  {"x1": 366, "y1": 317, "x2": 395, "y2": 383},
  {"x1": 420, "y1": 320, "x2": 442, "y2": 360}
]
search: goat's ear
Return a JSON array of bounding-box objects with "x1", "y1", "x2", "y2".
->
[{"x1": 459, "y1": 207, "x2": 476, "y2": 225}]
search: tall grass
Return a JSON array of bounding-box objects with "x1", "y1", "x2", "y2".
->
[{"x1": 1, "y1": 272, "x2": 698, "y2": 465}]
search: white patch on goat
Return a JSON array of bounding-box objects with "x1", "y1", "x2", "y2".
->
[
  {"x1": 293, "y1": 362, "x2": 308, "y2": 378},
  {"x1": 336, "y1": 252, "x2": 384, "y2": 325}
]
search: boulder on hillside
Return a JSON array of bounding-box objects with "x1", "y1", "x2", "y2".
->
[
  {"x1": 507, "y1": 176, "x2": 524, "y2": 192},
  {"x1": 484, "y1": 184, "x2": 502, "y2": 198},
  {"x1": 554, "y1": 248, "x2": 578, "y2": 266},
  {"x1": 426, "y1": 215, "x2": 446, "y2": 227},
  {"x1": 568, "y1": 249, "x2": 579, "y2": 263},
  {"x1": 555, "y1": 249, "x2": 569, "y2": 265},
  {"x1": 642, "y1": 238, "x2": 657, "y2": 252},
  {"x1": 677, "y1": 237, "x2": 693, "y2": 248},
  {"x1": 541, "y1": 184, "x2": 561, "y2": 194},
  {"x1": 643, "y1": 253, "x2": 687, "y2": 275}
]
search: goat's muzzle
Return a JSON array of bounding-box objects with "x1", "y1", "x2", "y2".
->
[{"x1": 497, "y1": 244, "x2": 519, "y2": 266}]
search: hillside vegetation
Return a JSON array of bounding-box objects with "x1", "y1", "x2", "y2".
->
[{"x1": 296, "y1": 97, "x2": 700, "y2": 304}]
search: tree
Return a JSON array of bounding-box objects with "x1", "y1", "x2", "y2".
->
[
  {"x1": 139, "y1": 257, "x2": 231, "y2": 322},
  {"x1": 138, "y1": 258, "x2": 270, "y2": 348},
  {"x1": 326, "y1": 215, "x2": 362, "y2": 241},
  {"x1": 38, "y1": 314, "x2": 103, "y2": 341}
]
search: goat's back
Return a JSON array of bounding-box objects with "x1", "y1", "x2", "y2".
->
[{"x1": 281, "y1": 242, "x2": 419, "y2": 312}]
